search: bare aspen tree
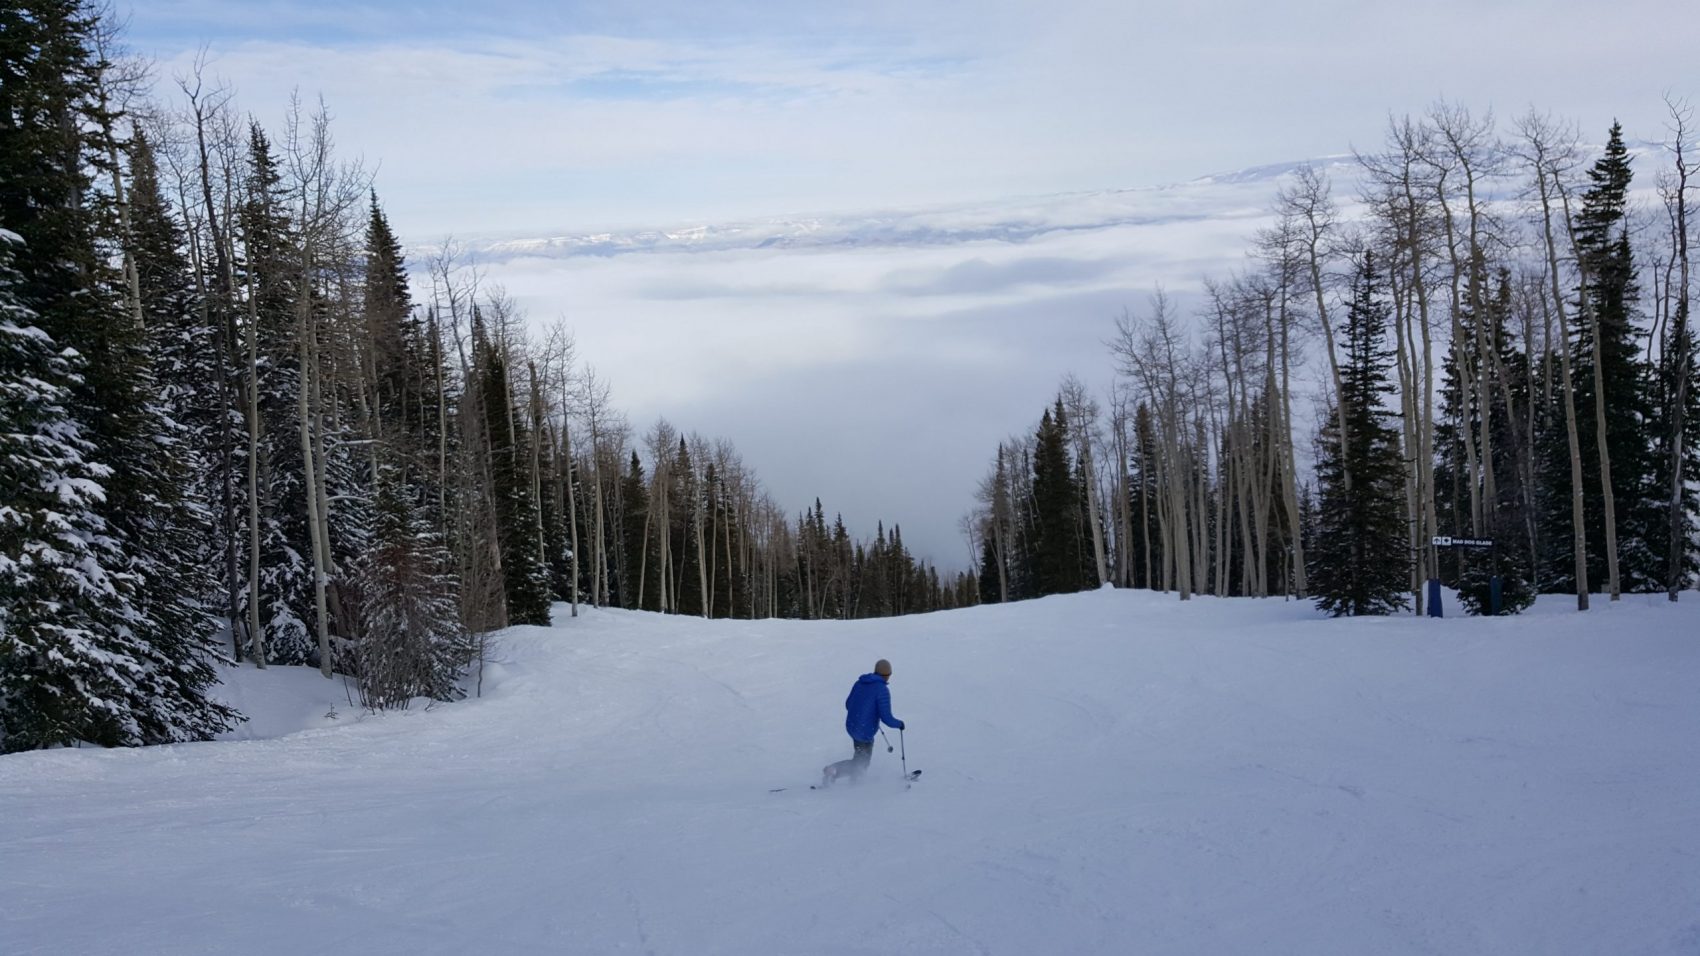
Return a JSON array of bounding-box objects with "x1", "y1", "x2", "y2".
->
[
  {"x1": 578, "y1": 366, "x2": 620, "y2": 607},
  {"x1": 1106, "y1": 385, "x2": 1138, "y2": 588},
  {"x1": 1281, "y1": 166, "x2": 1351, "y2": 492},
  {"x1": 646, "y1": 419, "x2": 678, "y2": 613},
  {"x1": 536, "y1": 321, "x2": 579, "y2": 614},
  {"x1": 175, "y1": 61, "x2": 251, "y2": 657},
  {"x1": 1113, "y1": 292, "x2": 1194, "y2": 599},
  {"x1": 1060, "y1": 375, "x2": 1109, "y2": 586},
  {"x1": 1426, "y1": 103, "x2": 1499, "y2": 536},
  {"x1": 1662, "y1": 98, "x2": 1695, "y2": 600},
  {"x1": 1255, "y1": 207, "x2": 1309, "y2": 596},
  {"x1": 1361, "y1": 117, "x2": 1444, "y2": 609},
  {"x1": 283, "y1": 96, "x2": 367, "y2": 676},
  {"x1": 689, "y1": 433, "x2": 711, "y2": 617},
  {"x1": 1515, "y1": 111, "x2": 1591, "y2": 610},
  {"x1": 1548, "y1": 144, "x2": 1622, "y2": 600}
]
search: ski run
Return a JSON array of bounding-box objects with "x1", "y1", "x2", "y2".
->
[{"x1": 3, "y1": 588, "x2": 1696, "y2": 954}]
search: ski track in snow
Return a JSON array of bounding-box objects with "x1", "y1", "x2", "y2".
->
[{"x1": 2, "y1": 590, "x2": 1698, "y2": 955}]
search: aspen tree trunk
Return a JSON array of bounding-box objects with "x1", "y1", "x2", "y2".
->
[
  {"x1": 1522, "y1": 118, "x2": 1591, "y2": 610},
  {"x1": 594, "y1": 440, "x2": 609, "y2": 607},
  {"x1": 695, "y1": 490, "x2": 709, "y2": 619},
  {"x1": 1109, "y1": 402, "x2": 1134, "y2": 588},
  {"x1": 1274, "y1": 291, "x2": 1305, "y2": 596},
  {"x1": 1294, "y1": 177, "x2": 1353, "y2": 499},
  {"x1": 1165, "y1": 417, "x2": 1191, "y2": 599},
  {"x1": 1442, "y1": 110, "x2": 1503, "y2": 541},
  {"x1": 1472, "y1": 270, "x2": 1497, "y2": 542},
  {"x1": 187, "y1": 82, "x2": 246, "y2": 659},
  {"x1": 1082, "y1": 440, "x2": 1109, "y2": 587},
  {"x1": 529, "y1": 364, "x2": 547, "y2": 566},
  {"x1": 1667, "y1": 108, "x2": 1693, "y2": 601},
  {"x1": 1170, "y1": 439, "x2": 1190, "y2": 599},
  {"x1": 652, "y1": 452, "x2": 666, "y2": 608},
  {"x1": 1255, "y1": 297, "x2": 1279, "y2": 596},
  {"x1": 310, "y1": 313, "x2": 343, "y2": 634},
  {"x1": 1153, "y1": 424, "x2": 1171, "y2": 592},
  {"x1": 1407, "y1": 198, "x2": 1441, "y2": 607},
  {"x1": 1141, "y1": 447, "x2": 1153, "y2": 590},
  {"x1": 1192, "y1": 419, "x2": 1211, "y2": 593},
  {"x1": 1211, "y1": 316, "x2": 1239, "y2": 593},
  {"x1": 1391, "y1": 269, "x2": 1424, "y2": 606},
  {"x1": 299, "y1": 258, "x2": 333, "y2": 678},
  {"x1": 355, "y1": 364, "x2": 380, "y2": 481},
  {"x1": 1434, "y1": 170, "x2": 1486, "y2": 535},
  {"x1": 637, "y1": 506, "x2": 651, "y2": 610},
  {"x1": 562, "y1": 416, "x2": 580, "y2": 616},
  {"x1": 993, "y1": 447, "x2": 1011, "y2": 600},
  {"x1": 724, "y1": 495, "x2": 736, "y2": 615},
  {"x1": 704, "y1": 494, "x2": 718, "y2": 618},
  {"x1": 1557, "y1": 186, "x2": 1621, "y2": 600}
]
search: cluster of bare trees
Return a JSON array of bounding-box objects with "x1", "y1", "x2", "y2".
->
[
  {"x1": 971, "y1": 100, "x2": 1697, "y2": 614},
  {"x1": 125, "y1": 49, "x2": 980, "y2": 720},
  {"x1": 424, "y1": 269, "x2": 979, "y2": 625}
]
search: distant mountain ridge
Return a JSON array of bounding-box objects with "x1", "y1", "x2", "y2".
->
[{"x1": 425, "y1": 139, "x2": 1663, "y2": 265}]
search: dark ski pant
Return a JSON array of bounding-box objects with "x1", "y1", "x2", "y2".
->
[{"x1": 825, "y1": 739, "x2": 874, "y2": 781}]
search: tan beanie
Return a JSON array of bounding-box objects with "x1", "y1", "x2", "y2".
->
[{"x1": 874, "y1": 659, "x2": 892, "y2": 676}]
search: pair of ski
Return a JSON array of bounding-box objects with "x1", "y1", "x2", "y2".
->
[{"x1": 769, "y1": 769, "x2": 920, "y2": 793}]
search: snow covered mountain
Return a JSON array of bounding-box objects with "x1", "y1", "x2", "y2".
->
[{"x1": 4, "y1": 591, "x2": 1696, "y2": 954}]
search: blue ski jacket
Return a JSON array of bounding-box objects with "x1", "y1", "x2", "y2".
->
[{"x1": 845, "y1": 673, "x2": 903, "y2": 742}]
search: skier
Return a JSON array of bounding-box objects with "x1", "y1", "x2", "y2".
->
[{"x1": 822, "y1": 659, "x2": 905, "y2": 786}]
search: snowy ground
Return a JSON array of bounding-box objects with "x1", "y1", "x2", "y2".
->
[{"x1": 3, "y1": 590, "x2": 1697, "y2": 955}]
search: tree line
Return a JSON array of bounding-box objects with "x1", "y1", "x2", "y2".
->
[
  {"x1": 969, "y1": 103, "x2": 1696, "y2": 617},
  {"x1": 0, "y1": 3, "x2": 972, "y2": 754}
]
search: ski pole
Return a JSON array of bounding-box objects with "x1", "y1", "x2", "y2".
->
[
  {"x1": 900, "y1": 728, "x2": 907, "y2": 777},
  {"x1": 880, "y1": 729, "x2": 894, "y2": 753}
]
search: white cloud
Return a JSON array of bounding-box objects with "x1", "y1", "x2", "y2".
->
[{"x1": 135, "y1": 0, "x2": 1695, "y2": 565}]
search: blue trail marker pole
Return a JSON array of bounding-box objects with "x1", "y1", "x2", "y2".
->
[{"x1": 1427, "y1": 578, "x2": 1443, "y2": 618}]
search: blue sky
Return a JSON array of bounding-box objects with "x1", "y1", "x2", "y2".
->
[
  {"x1": 128, "y1": 0, "x2": 1695, "y2": 566},
  {"x1": 133, "y1": 0, "x2": 1694, "y2": 239}
]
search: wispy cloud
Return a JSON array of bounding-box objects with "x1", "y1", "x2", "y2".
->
[{"x1": 141, "y1": 0, "x2": 1692, "y2": 241}]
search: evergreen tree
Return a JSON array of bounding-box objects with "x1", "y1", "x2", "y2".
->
[
  {"x1": 670, "y1": 438, "x2": 702, "y2": 616},
  {"x1": 619, "y1": 452, "x2": 653, "y2": 609},
  {"x1": 0, "y1": 228, "x2": 138, "y2": 750},
  {"x1": 0, "y1": 2, "x2": 232, "y2": 750},
  {"x1": 705, "y1": 463, "x2": 733, "y2": 618},
  {"x1": 536, "y1": 441, "x2": 573, "y2": 602},
  {"x1": 237, "y1": 124, "x2": 315, "y2": 663},
  {"x1": 363, "y1": 195, "x2": 415, "y2": 453},
  {"x1": 1029, "y1": 401, "x2": 1086, "y2": 596},
  {"x1": 1437, "y1": 270, "x2": 1536, "y2": 614},
  {"x1": 1562, "y1": 122, "x2": 1662, "y2": 591},
  {"x1": 130, "y1": 132, "x2": 218, "y2": 450},
  {"x1": 978, "y1": 528, "x2": 1002, "y2": 604},
  {"x1": 1651, "y1": 254, "x2": 1700, "y2": 593},
  {"x1": 1131, "y1": 403, "x2": 1163, "y2": 590},
  {"x1": 474, "y1": 320, "x2": 551, "y2": 625},
  {"x1": 347, "y1": 470, "x2": 468, "y2": 709},
  {"x1": 1309, "y1": 254, "x2": 1411, "y2": 616}
]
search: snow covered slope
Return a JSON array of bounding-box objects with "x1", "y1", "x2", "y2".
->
[{"x1": 3, "y1": 591, "x2": 1697, "y2": 954}]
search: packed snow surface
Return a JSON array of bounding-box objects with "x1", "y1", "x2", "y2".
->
[{"x1": 3, "y1": 590, "x2": 1697, "y2": 954}]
